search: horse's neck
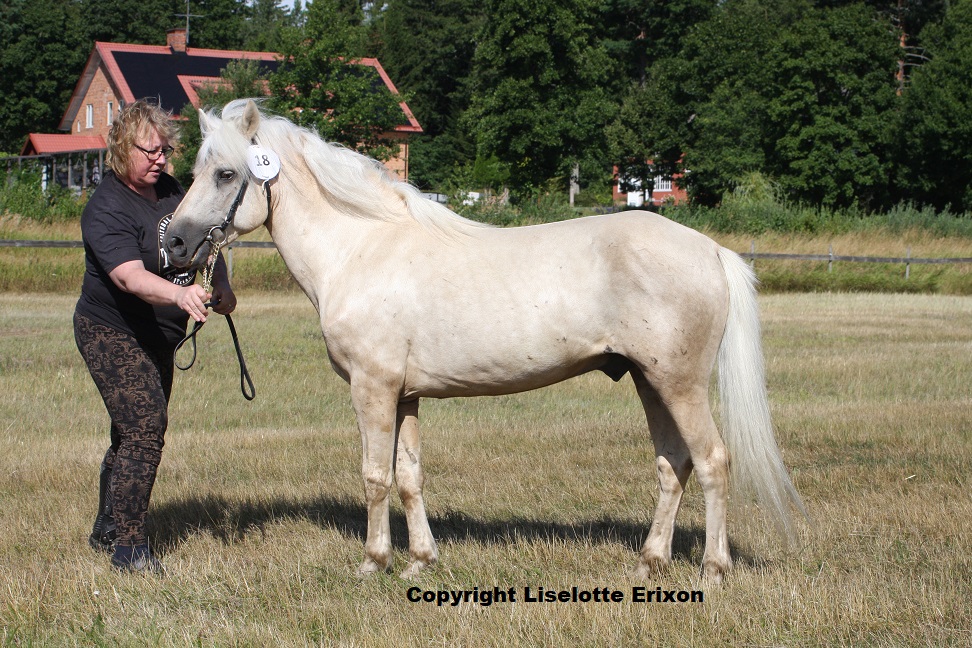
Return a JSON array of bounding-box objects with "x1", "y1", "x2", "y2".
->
[{"x1": 266, "y1": 175, "x2": 397, "y2": 304}]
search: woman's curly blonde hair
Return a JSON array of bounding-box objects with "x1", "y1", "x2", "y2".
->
[{"x1": 106, "y1": 99, "x2": 180, "y2": 180}]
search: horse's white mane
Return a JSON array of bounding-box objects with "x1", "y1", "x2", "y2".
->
[{"x1": 201, "y1": 99, "x2": 486, "y2": 238}]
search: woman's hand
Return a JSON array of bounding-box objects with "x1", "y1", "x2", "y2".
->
[{"x1": 175, "y1": 284, "x2": 212, "y2": 322}]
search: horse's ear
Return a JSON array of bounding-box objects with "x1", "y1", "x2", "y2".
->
[
  {"x1": 198, "y1": 108, "x2": 216, "y2": 137},
  {"x1": 241, "y1": 99, "x2": 261, "y2": 140}
]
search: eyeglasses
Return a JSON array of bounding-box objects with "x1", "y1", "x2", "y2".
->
[{"x1": 134, "y1": 143, "x2": 174, "y2": 161}]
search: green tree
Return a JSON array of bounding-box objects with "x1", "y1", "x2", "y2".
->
[
  {"x1": 617, "y1": 0, "x2": 900, "y2": 208},
  {"x1": 0, "y1": 0, "x2": 87, "y2": 153},
  {"x1": 597, "y1": 0, "x2": 716, "y2": 87},
  {"x1": 375, "y1": 0, "x2": 484, "y2": 188},
  {"x1": 240, "y1": 0, "x2": 300, "y2": 52},
  {"x1": 172, "y1": 59, "x2": 269, "y2": 185},
  {"x1": 759, "y1": 3, "x2": 899, "y2": 208},
  {"x1": 897, "y1": 0, "x2": 972, "y2": 211},
  {"x1": 465, "y1": 0, "x2": 617, "y2": 195},
  {"x1": 268, "y1": 0, "x2": 405, "y2": 160},
  {"x1": 607, "y1": 56, "x2": 693, "y2": 203},
  {"x1": 188, "y1": 0, "x2": 249, "y2": 50},
  {"x1": 610, "y1": 0, "x2": 781, "y2": 205},
  {"x1": 81, "y1": 0, "x2": 182, "y2": 45}
]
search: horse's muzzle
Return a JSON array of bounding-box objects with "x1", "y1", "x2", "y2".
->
[{"x1": 165, "y1": 233, "x2": 212, "y2": 270}]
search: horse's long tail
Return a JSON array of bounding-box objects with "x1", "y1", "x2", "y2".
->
[{"x1": 716, "y1": 248, "x2": 807, "y2": 539}]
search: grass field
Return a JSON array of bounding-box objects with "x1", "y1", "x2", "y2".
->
[{"x1": 1, "y1": 290, "x2": 970, "y2": 646}]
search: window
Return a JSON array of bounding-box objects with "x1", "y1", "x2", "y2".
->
[
  {"x1": 107, "y1": 102, "x2": 113, "y2": 125},
  {"x1": 654, "y1": 176, "x2": 672, "y2": 193},
  {"x1": 85, "y1": 104, "x2": 93, "y2": 129}
]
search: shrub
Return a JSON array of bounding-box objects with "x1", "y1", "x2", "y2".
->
[{"x1": 0, "y1": 168, "x2": 87, "y2": 223}]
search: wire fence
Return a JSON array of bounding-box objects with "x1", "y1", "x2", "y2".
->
[
  {"x1": 3, "y1": 239, "x2": 972, "y2": 281},
  {"x1": 741, "y1": 242, "x2": 972, "y2": 279}
]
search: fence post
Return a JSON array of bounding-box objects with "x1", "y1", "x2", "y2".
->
[
  {"x1": 750, "y1": 240, "x2": 755, "y2": 268},
  {"x1": 828, "y1": 244, "x2": 834, "y2": 273},
  {"x1": 906, "y1": 246, "x2": 911, "y2": 279}
]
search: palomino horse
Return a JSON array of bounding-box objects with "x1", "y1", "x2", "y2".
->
[{"x1": 165, "y1": 99, "x2": 805, "y2": 582}]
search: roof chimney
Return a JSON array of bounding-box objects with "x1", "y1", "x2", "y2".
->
[{"x1": 167, "y1": 28, "x2": 187, "y2": 53}]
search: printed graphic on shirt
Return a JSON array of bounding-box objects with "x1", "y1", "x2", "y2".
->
[{"x1": 157, "y1": 213, "x2": 195, "y2": 286}]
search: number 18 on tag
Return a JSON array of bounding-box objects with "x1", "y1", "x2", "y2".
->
[{"x1": 248, "y1": 145, "x2": 281, "y2": 181}]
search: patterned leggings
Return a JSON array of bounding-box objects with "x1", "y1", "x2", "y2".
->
[{"x1": 74, "y1": 312, "x2": 174, "y2": 547}]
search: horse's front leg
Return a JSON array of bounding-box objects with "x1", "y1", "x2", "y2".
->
[
  {"x1": 351, "y1": 377, "x2": 399, "y2": 576},
  {"x1": 395, "y1": 399, "x2": 437, "y2": 578}
]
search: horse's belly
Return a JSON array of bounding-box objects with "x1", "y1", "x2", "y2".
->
[{"x1": 401, "y1": 326, "x2": 612, "y2": 398}]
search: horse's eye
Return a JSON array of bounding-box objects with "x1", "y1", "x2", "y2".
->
[{"x1": 217, "y1": 170, "x2": 236, "y2": 182}]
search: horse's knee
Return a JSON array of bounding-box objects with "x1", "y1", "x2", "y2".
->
[{"x1": 362, "y1": 466, "x2": 393, "y2": 498}]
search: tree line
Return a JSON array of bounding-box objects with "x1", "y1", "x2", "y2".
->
[{"x1": 2, "y1": 0, "x2": 971, "y2": 213}]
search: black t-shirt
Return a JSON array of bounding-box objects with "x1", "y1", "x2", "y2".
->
[{"x1": 75, "y1": 169, "x2": 196, "y2": 348}]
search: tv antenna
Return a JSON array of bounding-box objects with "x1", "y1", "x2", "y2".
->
[{"x1": 175, "y1": 0, "x2": 205, "y2": 49}]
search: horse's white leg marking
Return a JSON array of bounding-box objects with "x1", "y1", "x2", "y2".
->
[
  {"x1": 394, "y1": 399, "x2": 438, "y2": 578},
  {"x1": 632, "y1": 373, "x2": 693, "y2": 578},
  {"x1": 351, "y1": 378, "x2": 398, "y2": 576}
]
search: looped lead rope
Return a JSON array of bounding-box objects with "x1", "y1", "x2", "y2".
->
[{"x1": 174, "y1": 303, "x2": 255, "y2": 401}]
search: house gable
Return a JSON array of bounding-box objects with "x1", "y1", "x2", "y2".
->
[
  {"x1": 59, "y1": 36, "x2": 421, "y2": 138},
  {"x1": 53, "y1": 31, "x2": 422, "y2": 179}
]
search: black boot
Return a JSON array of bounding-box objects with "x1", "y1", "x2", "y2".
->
[
  {"x1": 88, "y1": 459, "x2": 116, "y2": 553},
  {"x1": 111, "y1": 544, "x2": 163, "y2": 574}
]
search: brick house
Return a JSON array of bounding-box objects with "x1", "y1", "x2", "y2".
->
[
  {"x1": 23, "y1": 29, "x2": 422, "y2": 181},
  {"x1": 612, "y1": 164, "x2": 689, "y2": 207}
]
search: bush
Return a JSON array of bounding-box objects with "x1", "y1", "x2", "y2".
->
[
  {"x1": 660, "y1": 172, "x2": 972, "y2": 238},
  {"x1": 0, "y1": 168, "x2": 87, "y2": 223}
]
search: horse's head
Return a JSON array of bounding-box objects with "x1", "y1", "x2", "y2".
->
[{"x1": 165, "y1": 99, "x2": 278, "y2": 269}]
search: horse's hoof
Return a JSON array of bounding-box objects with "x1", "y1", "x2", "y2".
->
[
  {"x1": 700, "y1": 557, "x2": 731, "y2": 585},
  {"x1": 633, "y1": 555, "x2": 670, "y2": 580},
  {"x1": 399, "y1": 560, "x2": 431, "y2": 580},
  {"x1": 356, "y1": 558, "x2": 386, "y2": 577}
]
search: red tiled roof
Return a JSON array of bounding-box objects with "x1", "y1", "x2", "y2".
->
[
  {"x1": 21, "y1": 134, "x2": 106, "y2": 156},
  {"x1": 58, "y1": 42, "x2": 422, "y2": 133}
]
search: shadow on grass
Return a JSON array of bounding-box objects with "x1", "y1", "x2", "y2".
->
[{"x1": 149, "y1": 493, "x2": 757, "y2": 569}]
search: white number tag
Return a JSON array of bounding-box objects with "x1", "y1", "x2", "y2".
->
[{"x1": 248, "y1": 145, "x2": 280, "y2": 181}]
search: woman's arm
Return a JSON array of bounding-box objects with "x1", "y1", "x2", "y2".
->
[{"x1": 109, "y1": 259, "x2": 212, "y2": 322}]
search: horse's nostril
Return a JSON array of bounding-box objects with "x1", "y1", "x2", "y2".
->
[{"x1": 167, "y1": 235, "x2": 186, "y2": 258}]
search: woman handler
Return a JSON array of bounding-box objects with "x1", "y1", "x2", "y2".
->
[{"x1": 74, "y1": 100, "x2": 236, "y2": 572}]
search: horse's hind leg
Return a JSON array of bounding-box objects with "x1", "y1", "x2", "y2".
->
[
  {"x1": 633, "y1": 372, "x2": 732, "y2": 583},
  {"x1": 632, "y1": 372, "x2": 693, "y2": 577},
  {"x1": 394, "y1": 399, "x2": 438, "y2": 578}
]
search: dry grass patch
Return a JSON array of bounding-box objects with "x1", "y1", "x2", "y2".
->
[{"x1": 1, "y1": 291, "x2": 970, "y2": 645}]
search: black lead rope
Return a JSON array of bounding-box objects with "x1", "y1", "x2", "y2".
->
[{"x1": 174, "y1": 303, "x2": 256, "y2": 401}]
